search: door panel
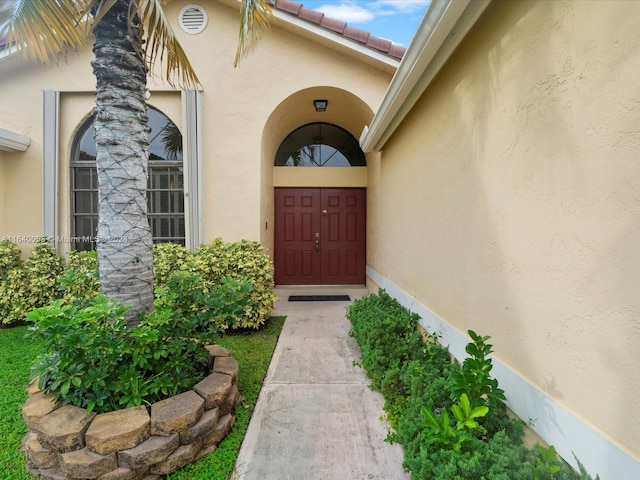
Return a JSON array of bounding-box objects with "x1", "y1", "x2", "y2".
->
[
  {"x1": 275, "y1": 189, "x2": 321, "y2": 284},
  {"x1": 275, "y1": 188, "x2": 365, "y2": 285}
]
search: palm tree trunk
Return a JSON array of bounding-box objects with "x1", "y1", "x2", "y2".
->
[{"x1": 92, "y1": 0, "x2": 154, "y2": 324}]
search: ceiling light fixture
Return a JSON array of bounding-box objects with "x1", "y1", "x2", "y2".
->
[{"x1": 313, "y1": 99, "x2": 328, "y2": 112}]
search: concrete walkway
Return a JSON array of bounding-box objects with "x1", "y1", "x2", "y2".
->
[{"x1": 232, "y1": 287, "x2": 409, "y2": 480}]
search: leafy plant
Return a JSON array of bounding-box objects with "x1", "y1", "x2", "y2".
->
[
  {"x1": 187, "y1": 239, "x2": 277, "y2": 329},
  {"x1": 1, "y1": 318, "x2": 286, "y2": 480},
  {"x1": 155, "y1": 271, "x2": 254, "y2": 332},
  {"x1": 346, "y1": 289, "x2": 598, "y2": 480},
  {"x1": 57, "y1": 250, "x2": 100, "y2": 306},
  {"x1": 26, "y1": 291, "x2": 225, "y2": 413},
  {"x1": 534, "y1": 444, "x2": 562, "y2": 479},
  {"x1": 451, "y1": 329, "x2": 506, "y2": 410},
  {"x1": 0, "y1": 242, "x2": 64, "y2": 325},
  {"x1": 421, "y1": 393, "x2": 488, "y2": 452},
  {"x1": 153, "y1": 242, "x2": 190, "y2": 287},
  {"x1": 0, "y1": 240, "x2": 22, "y2": 280}
]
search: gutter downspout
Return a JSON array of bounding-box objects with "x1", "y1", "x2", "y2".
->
[{"x1": 360, "y1": 0, "x2": 491, "y2": 153}]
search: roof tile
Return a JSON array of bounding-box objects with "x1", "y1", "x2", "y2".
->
[
  {"x1": 343, "y1": 25, "x2": 370, "y2": 45},
  {"x1": 298, "y1": 7, "x2": 324, "y2": 24},
  {"x1": 320, "y1": 16, "x2": 347, "y2": 35},
  {"x1": 268, "y1": 0, "x2": 406, "y2": 60},
  {"x1": 366, "y1": 36, "x2": 393, "y2": 54},
  {"x1": 388, "y1": 45, "x2": 406, "y2": 59},
  {"x1": 272, "y1": 0, "x2": 302, "y2": 15}
]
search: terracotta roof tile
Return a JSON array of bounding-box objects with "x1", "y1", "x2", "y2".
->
[
  {"x1": 273, "y1": 0, "x2": 301, "y2": 15},
  {"x1": 388, "y1": 44, "x2": 406, "y2": 59},
  {"x1": 268, "y1": 0, "x2": 405, "y2": 60},
  {"x1": 343, "y1": 25, "x2": 370, "y2": 45},
  {"x1": 298, "y1": 7, "x2": 324, "y2": 24},
  {"x1": 320, "y1": 16, "x2": 347, "y2": 35},
  {"x1": 366, "y1": 36, "x2": 392, "y2": 54}
]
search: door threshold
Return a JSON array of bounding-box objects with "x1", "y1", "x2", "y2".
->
[{"x1": 274, "y1": 285, "x2": 368, "y2": 299}]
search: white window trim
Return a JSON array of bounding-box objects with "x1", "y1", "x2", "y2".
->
[
  {"x1": 182, "y1": 89, "x2": 204, "y2": 252},
  {"x1": 43, "y1": 90, "x2": 60, "y2": 246}
]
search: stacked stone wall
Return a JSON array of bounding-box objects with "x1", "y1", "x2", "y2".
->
[{"x1": 22, "y1": 345, "x2": 239, "y2": 480}]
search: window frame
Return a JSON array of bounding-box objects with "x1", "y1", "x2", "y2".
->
[{"x1": 69, "y1": 106, "x2": 186, "y2": 250}]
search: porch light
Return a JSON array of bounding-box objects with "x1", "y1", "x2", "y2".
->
[{"x1": 313, "y1": 99, "x2": 328, "y2": 112}]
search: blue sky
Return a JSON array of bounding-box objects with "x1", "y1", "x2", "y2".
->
[{"x1": 298, "y1": 0, "x2": 431, "y2": 48}]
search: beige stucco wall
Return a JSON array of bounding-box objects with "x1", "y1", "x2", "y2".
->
[
  {"x1": 367, "y1": 0, "x2": 640, "y2": 460},
  {"x1": 0, "y1": 0, "x2": 393, "y2": 256}
]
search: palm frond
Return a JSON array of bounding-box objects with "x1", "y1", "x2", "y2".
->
[
  {"x1": 160, "y1": 122, "x2": 183, "y2": 160},
  {"x1": 87, "y1": 0, "x2": 118, "y2": 27},
  {"x1": 136, "y1": 0, "x2": 200, "y2": 88},
  {"x1": 234, "y1": 0, "x2": 272, "y2": 67},
  {"x1": 0, "y1": 0, "x2": 92, "y2": 64}
]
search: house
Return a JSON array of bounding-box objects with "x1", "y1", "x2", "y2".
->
[{"x1": 1, "y1": 0, "x2": 639, "y2": 478}]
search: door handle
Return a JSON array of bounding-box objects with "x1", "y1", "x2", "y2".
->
[{"x1": 315, "y1": 239, "x2": 320, "y2": 255}]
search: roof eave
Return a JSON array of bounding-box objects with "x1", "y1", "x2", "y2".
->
[
  {"x1": 0, "y1": 127, "x2": 31, "y2": 152},
  {"x1": 269, "y1": 8, "x2": 401, "y2": 70},
  {"x1": 360, "y1": 0, "x2": 492, "y2": 153},
  {"x1": 217, "y1": 0, "x2": 402, "y2": 73}
]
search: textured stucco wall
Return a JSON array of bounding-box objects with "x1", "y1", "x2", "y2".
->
[
  {"x1": 367, "y1": 0, "x2": 640, "y2": 462},
  {"x1": 0, "y1": 0, "x2": 392, "y2": 254}
]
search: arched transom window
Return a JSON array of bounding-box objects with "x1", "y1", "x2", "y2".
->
[
  {"x1": 275, "y1": 122, "x2": 365, "y2": 167},
  {"x1": 71, "y1": 107, "x2": 184, "y2": 251}
]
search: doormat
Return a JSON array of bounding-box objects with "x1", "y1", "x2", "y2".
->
[{"x1": 288, "y1": 295, "x2": 351, "y2": 302}]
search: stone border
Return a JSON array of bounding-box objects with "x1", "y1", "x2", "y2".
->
[{"x1": 22, "y1": 344, "x2": 239, "y2": 480}]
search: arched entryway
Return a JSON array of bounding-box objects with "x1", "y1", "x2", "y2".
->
[{"x1": 274, "y1": 122, "x2": 366, "y2": 285}]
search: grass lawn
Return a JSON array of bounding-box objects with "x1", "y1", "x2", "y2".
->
[{"x1": 0, "y1": 316, "x2": 286, "y2": 480}]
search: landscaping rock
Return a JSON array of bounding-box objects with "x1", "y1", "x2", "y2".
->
[
  {"x1": 85, "y1": 405, "x2": 150, "y2": 455},
  {"x1": 213, "y1": 356, "x2": 239, "y2": 384},
  {"x1": 150, "y1": 391, "x2": 204, "y2": 436},
  {"x1": 194, "y1": 372, "x2": 233, "y2": 410},
  {"x1": 180, "y1": 407, "x2": 219, "y2": 445},
  {"x1": 220, "y1": 385, "x2": 239, "y2": 416},
  {"x1": 23, "y1": 352, "x2": 239, "y2": 479},
  {"x1": 39, "y1": 467, "x2": 66, "y2": 480},
  {"x1": 22, "y1": 392, "x2": 60, "y2": 430},
  {"x1": 196, "y1": 443, "x2": 217, "y2": 461},
  {"x1": 117, "y1": 434, "x2": 179, "y2": 470},
  {"x1": 60, "y1": 448, "x2": 117, "y2": 479},
  {"x1": 24, "y1": 433, "x2": 58, "y2": 469},
  {"x1": 38, "y1": 405, "x2": 96, "y2": 453},
  {"x1": 26, "y1": 376, "x2": 43, "y2": 395},
  {"x1": 97, "y1": 467, "x2": 150, "y2": 480},
  {"x1": 205, "y1": 344, "x2": 230, "y2": 357},
  {"x1": 149, "y1": 440, "x2": 202, "y2": 476},
  {"x1": 204, "y1": 413, "x2": 235, "y2": 448}
]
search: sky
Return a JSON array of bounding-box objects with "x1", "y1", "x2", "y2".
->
[{"x1": 297, "y1": 0, "x2": 431, "y2": 48}]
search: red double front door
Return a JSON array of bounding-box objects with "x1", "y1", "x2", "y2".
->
[{"x1": 274, "y1": 188, "x2": 366, "y2": 285}]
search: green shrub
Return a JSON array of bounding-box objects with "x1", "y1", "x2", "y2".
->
[
  {"x1": 187, "y1": 239, "x2": 277, "y2": 329},
  {"x1": 0, "y1": 240, "x2": 25, "y2": 324},
  {"x1": 155, "y1": 271, "x2": 254, "y2": 332},
  {"x1": 0, "y1": 242, "x2": 64, "y2": 326},
  {"x1": 0, "y1": 240, "x2": 23, "y2": 280},
  {"x1": 153, "y1": 242, "x2": 190, "y2": 287},
  {"x1": 26, "y1": 292, "x2": 223, "y2": 414},
  {"x1": 57, "y1": 250, "x2": 100, "y2": 306},
  {"x1": 0, "y1": 238, "x2": 276, "y2": 328},
  {"x1": 346, "y1": 289, "x2": 597, "y2": 480}
]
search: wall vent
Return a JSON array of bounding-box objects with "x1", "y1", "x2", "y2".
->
[{"x1": 179, "y1": 4, "x2": 208, "y2": 35}]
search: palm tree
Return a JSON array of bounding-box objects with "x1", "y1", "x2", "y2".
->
[{"x1": 0, "y1": 0, "x2": 271, "y2": 324}]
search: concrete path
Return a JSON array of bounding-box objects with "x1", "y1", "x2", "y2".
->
[{"x1": 232, "y1": 287, "x2": 409, "y2": 480}]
